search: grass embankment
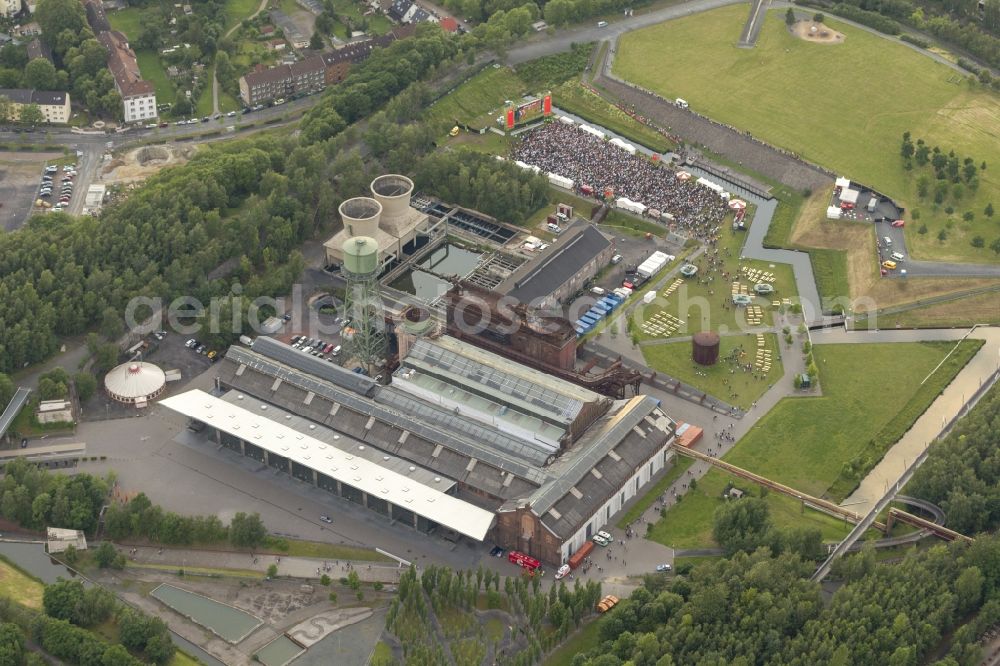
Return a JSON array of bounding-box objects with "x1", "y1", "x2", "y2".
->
[
  {"x1": 641, "y1": 334, "x2": 784, "y2": 410},
  {"x1": 426, "y1": 66, "x2": 526, "y2": 131},
  {"x1": 555, "y1": 80, "x2": 674, "y2": 154},
  {"x1": 0, "y1": 555, "x2": 44, "y2": 609},
  {"x1": 617, "y1": 456, "x2": 694, "y2": 528},
  {"x1": 544, "y1": 618, "x2": 606, "y2": 666},
  {"x1": 729, "y1": 340, "x2": 982, "y2": 499},
  {"x1": 615, "y1": 6, "x2": 1000, "y2": 264}
]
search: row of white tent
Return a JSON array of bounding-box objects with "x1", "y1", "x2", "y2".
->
[{"x1": 557, "y1": 115, "x2": 637, "y2": 154}]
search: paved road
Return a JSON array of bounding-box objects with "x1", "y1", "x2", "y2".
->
[
  {"x1": 505, "y1": 0, "x2": 746, "y2": 65},
  {"x1": 737, "y1": 0, "x2": 768, "y2": 47},
  {"x1": 214, "y1": 0, "x2": 271, "y2": 115}
]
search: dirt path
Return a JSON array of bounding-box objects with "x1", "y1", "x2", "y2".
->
[{"x1": 214, "y1": 0, "x2": 271, "y2": 113}]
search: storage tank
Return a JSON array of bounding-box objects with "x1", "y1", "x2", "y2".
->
[
  {"x1": 370, "y1": 174, "x2": 413, "y2": 227},
  {"x1": 339, "y1": 197, "x2": 382, "y2": 239},
  {"x1": 342, "y1": 236, "x2": 379, "y2": 276},
  {"x1": 692, "y1": 331, "x2": 721, "y2": 366}
]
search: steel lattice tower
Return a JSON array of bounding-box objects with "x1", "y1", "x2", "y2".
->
[{"x1": 341, "y1": 235, "x2": 387, "y2": 372}]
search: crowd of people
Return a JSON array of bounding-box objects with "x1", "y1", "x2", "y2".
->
[{"x1": 511, "y1": 122, "x2": 729, "y2": 239}]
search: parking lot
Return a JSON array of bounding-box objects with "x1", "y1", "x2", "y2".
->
[{"x1": 0, "y1": 150, "x2": 63, "y2": 230}]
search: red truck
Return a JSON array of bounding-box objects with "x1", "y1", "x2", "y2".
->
[{"x1": 568, "y1": 540, "x2": 594, "y2": 570}]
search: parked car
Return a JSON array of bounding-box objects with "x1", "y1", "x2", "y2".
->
[
  {"x1": 656, "y1": 564, "x2": 673, "y2": 572},
  {"x1": 319, "y1": 515, "x2": 332, "y2": 524},
  {"x1": 185, "y1": 338, "x2": 197, "y2": 348},
  {"x1": 555, "y1": 564, "x2": 571, "y2": 580},
  {"x1": 597, "y1": 531, "x2": 612, "y2": 542},
  {"x1": 891, "y1": 220, "x2": 905, "y2": 228},
  {"x1": 592, "y1": 534, "x2": 609, "y2": 546}
]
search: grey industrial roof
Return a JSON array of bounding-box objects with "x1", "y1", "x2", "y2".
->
[
  {"x1": 163, "y1": 390, "x2": 495, "y2": 541},
  {"x1": 501, "y1": 221, "x2": 612, "y2": 303},
  {"x1": 250, "y1": 336, "x2": 378, "y2": 397},
  {"x1": 0, "y1": 387, "x2": 31, "y2": 440},
  {"x1": 530, "y1": 395, "x2": 665, "y2": 515},
  {"x1": 222, "y1": 346, "x2": 549, "y2": 484},
  {"x1": 403, "y1": 337, "x2": 585, "y2": 427},
  {"x1": 219, "y1": 390, "x2": 454, "y2": 492}
]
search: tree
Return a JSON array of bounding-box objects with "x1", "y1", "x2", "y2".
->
[
  {"x1": 0, "y1": 623, "x2": 24, "y2": 666},
  {"x1": 18, "y1": 104, "x2": 45, "y2": 126},
  {"x1": 24, "y1": 58, "x2": 59, "y2": 91},
  {"x1": 229, "y1": 512, "x2": 266, "y2": 548},
  {"x1": 0, "y1": 96, "x2": 12, "y2": 124},
  {"x1": 309, "y1": 30, "x2": 325, "y2": 50},
  {"x1": 74, "y1": 372, "x2": 97, "y2": 401},
  {"x1": 972, "y1": 236, "x2": 985, "y2": 248},
  {"x1": 938, "y1": 229, "x2": 949, "y2": 241},
  {"x1": 712, "y1": 497, "x2": 772, "y2": 556},
  {"x1": 0, "y1": 372, "x2": 13, "y2": 409},
  {"x1": 99, "y1": 306, "x2": 123, "y2": 341},
  {"x1": 813, "y1": 12, "x2": 824, "y2": 22},
  {"x1": 43, "y1": 578, "x2": 86, "y2": 623},
  {"x1": 986, "y1": 202, "x2": 994, "y2": 217},
  {"x1": 266, "y1": 563, "x2": 278, "y2": 577},
  {"x1": 94, "y1": 542, "x2": 118, "y2": 568},
  {"x1": 785, "y1": 8, "x2": 796, "y2": 25},
  {"x1": 35, "y1": 0, "x2": 88, "y2": 50}
]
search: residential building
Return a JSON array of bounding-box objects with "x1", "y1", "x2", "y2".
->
[
  {"x1": 84, "y1": 0, "x2": 156, "y2": 122},
  {"x1": 320, "y1": 28, "x2": 407, "y2": 85},
  {"x1": 98, "y1": 30, "x2": 157, "y2": 122},
  {"x1": 0, "y1": 89, "x2": 72, "y2": 123},
  {"x1": 238, "y1": 54, "x2": 325, "y2": 106},
  {"x1": 15, "y1": 22, "x2": 41, "y2": 36},
  {"x1": 0, "y1": 0, "x2": 22, "y2": 18}
]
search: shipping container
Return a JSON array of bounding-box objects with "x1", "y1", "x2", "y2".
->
[{"x1": 568, "y1": 540, "x2": 595, "y2": 569}]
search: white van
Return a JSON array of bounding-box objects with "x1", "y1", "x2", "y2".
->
[
  {"x1": 675, "y1": 98, "x2": 689, "y2": 109},
  {"x1": 591, "y1": 286, "x2": 606, "y2": 296},
  {"x1": 883, "y1": 236, "x2": 892, "y2": 245},
  {"x1": 597, "y1": 20, "x2": 608, "y2": 27},
  {"x1": 891, "y1": 252, "x2": 905, "y2": 262},
  {"x1": 547, "y1": 222, "x2": 562, "y2": 233}
]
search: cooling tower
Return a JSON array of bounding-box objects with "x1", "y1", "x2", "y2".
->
[
  {"x1": 370, "y1": 175, "x2": 414, "y2": 227},
  {"x1": 339, "y1": 197, "x2": 382, "y2": 239}
]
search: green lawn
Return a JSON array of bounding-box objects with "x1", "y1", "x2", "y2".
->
[
  {"x1": 545, "y1": 618, "x2": 606, "y2": 666},
  {"x1": 648, "y1": 468, "x2": 856, "y2": 549},
  {"x1": 224, "y1": 0, "x2": 261, "y2": 30},
  {"x1": 617, "y1": 456, "x2": 694, "y2": 528},
  {"x1": 278, "y1": 539, "x2": 393, "y2": 562},
  {"x1": 135, "y1": 50, "x2": 174, "y2": 103},
  {"x1": 624, "y1": 218, "x2": 798, "y2": 342},
  {"x1": 425, "y1": 66, "x2": 526, "y2": 131},
  {"x1": 0, "y1": 555, "x2": 43, "y2": 609},
  {"x1": 107, "y1": 7, "x2": 145, "y2": 38},
  {"x1": 615, "y1": 6, "x2": 1000, "y2": 264},
  {"x1": 728, "y1": 341, "x2": 982, "y2": 500},
  {"x1": 641, "y1": 333, "x2": 784, "y2": 410}
]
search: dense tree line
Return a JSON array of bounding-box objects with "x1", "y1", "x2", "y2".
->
[
  {"x1": 712, "y1": 495, "x2": 825, "y2": 560},
  {"x1": 907, "y1": 384, "x2": 1000, "y2": 535},
  {"x1": 569, "y1": 536, "x2": 1000, "y2": 665},
  {"x1": 0, "y1": 459, "x2": 109, "y2": 533},
  {"x1": 413, "y1": 151, "x2": 550, "y2": 225}
]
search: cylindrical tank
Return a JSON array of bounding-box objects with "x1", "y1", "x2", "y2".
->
[
  {"x1": 370, "y1": 174, "x2": 413, "y2": 225},
  {"x1": 339, "y1": 197, "x2": 382, "y2": 239},
  {"x1": 401, "y1": 306, "x2": 434, "y2": 337},
  {"x1": 692, "y1": 331, "x2": 721, "y2": 366},
  {"x1": 342, "y1": 236, "x2": 379, "y2": 276}
]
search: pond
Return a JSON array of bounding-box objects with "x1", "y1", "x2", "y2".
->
[
  {"x1": 151, "y1": 583, "x2": 262, "y2": 643},
  {"x1": 390, "y1": 243, "x2": 482, "y2": 301},
  {"x1": 255, "y1": 635, "x2": 304, "y2": 666}
]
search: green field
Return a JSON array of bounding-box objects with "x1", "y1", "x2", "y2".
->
[
  {"x1": 728, "y1": 340, "x2": 981, "y2": 499},
  {"x1": 224, "y1": 0, "x2": 261, "y2": 30},
  {"x1": 545, "y1": 618, "x2": 607, "y2": 666},
  {"x1": 641, "y1": 333, "x2": 784, "y2": 410},
  {"x1": 648, "y1": 468, "x2": 854, "y2": 549},
  {"x1": 426, "y1": 66, "x2": 526, "y2": 130},
  {"x1": 135, "y1": 50, "x2": 175, "y2": 103},
  {"x1": 615, "y1": 6, "x2": 1000, "y2": 263},
  {"x1": 0, "y1": 556, "x2": 43, "y2": 609},
  {"x1": 107, "y1": 7, "x2": 144, "y2": 38}
]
